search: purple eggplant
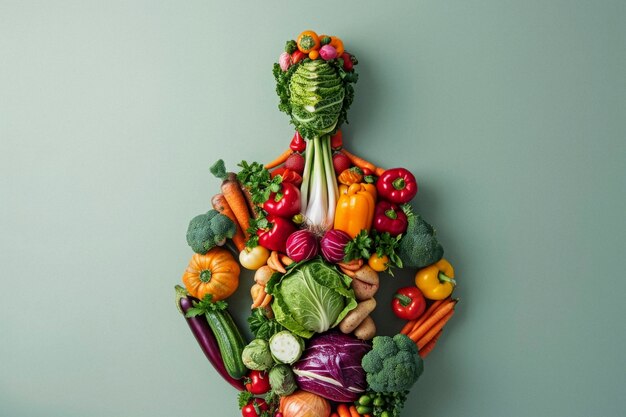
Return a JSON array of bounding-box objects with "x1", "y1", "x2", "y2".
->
[{"x1": 175, "y1": 286, "x2": 244, "y2": 391}]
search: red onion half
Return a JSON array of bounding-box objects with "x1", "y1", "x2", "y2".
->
[
  {"x1": 320, "y1": 229, "x2": 351, "y2": 263},
  {"x1": 286, "y1": 230, "x2": 319, "y2": 262}
]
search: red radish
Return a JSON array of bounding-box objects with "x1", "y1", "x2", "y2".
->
[
  {"x1": 286, "y1": 230, "x2": 319, "y2": 262},
  {"x1": 332, "y1": 152, "x2": 351, "y2": 175},
  {"x1": 285, "y1": 153, "x2": 305, "y2": 175},
  {"x1": 319, "y1": 45, "x2": 338, "y2": 60},
  {"x1": 320, "y1": 229, "x2": 351, "y2": 263},
  {"x1": 341, "y1": 52, "x2": 353, "y2": 71}
]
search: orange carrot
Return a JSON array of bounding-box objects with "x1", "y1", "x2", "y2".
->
[
  {"x1": 339, "y1": 266, "x2": 356, "y2": 278},
  {"x1": 280, "y1": 255, "x2": 294, "y2": 266},
  {"x1": 341, "y1": 149, "x2": 378, "y2": 172},
  {"x1": 401, "y1": 319, "x2": 417, "y2": 335},
  {"x1": 408, "y1": 299, "x2": 457, "y2": 342},
  {"x1": 330, "y1": 413, "x2": 340, "y2": 417},
  {"x1": 338, "y1": 258, "x2": 363, "y2": 271},
  {"x1": 417, "y1": 309, "x2": 454, "y2": 349},
  {"x1": 349, "y1": 405, "x2": 361, "y2": 417},
  {"x1": 264, "y1": 149, "x2": 293, "y2": 170},
  {"x1": 337, "y1": 404, "x2": 351, "y2": 417},
  {"x1": 374, "y1": 167, "x2": 386, "y2": 177},
  {"x1": 418, "y1": 329, "x2": 442, "y2": 358},
  {"x1": 210, "y1": 162, "x2": 251, "y2": 240},
  {"x1": 270, "y1": 251, "x2": 287, "y2": 274},
  {"x1": 259, "y1": 293, "x2": 272, "y2": 308},
  {"x1": 221, "y1": 179, "x2": 251, "y2": 239},
  {"x1": 409, "y1": 299, "x2": 445, "y2": 333},
  {"x1": 251, "y1": 285, "x2": 267, "y2": 309},
  {"x1": 211, "y1": 194, "x2": 246, "y2": 251}
]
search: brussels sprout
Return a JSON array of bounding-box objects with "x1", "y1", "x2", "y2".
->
[
  {"x1": 242, "y1": 339, "x2": 274, "y2": 371},
  {"x1": 269, "y1": 364, "x2": 298, "y2": 396}
]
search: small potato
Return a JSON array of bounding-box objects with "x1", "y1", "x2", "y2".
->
[
  {"x1": 351, "y1": 277, "x2": 379, "y2": 301},
  {"x1": 354, "y1": 316, "x2": 376, "y2": 340},
  {"x1": 339, "y1": 298, "x2": 377, "y2": 334},
  {"x1": 254, "y1": 265, "x2": 275, "y2": 286},
  {"x1": 353, "y1": 265, "x2": 379, "y2": 285}
]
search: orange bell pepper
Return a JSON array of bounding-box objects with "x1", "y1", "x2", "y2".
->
[{"x1": 334, "y1": 183, "x2": 377, "y2": 238}]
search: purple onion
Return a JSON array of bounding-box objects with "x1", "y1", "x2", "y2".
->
[
  {"x1": 286, "y1": 230, "x2": 319, "y2": 262},
  {"x1": 320, "y1": 229, "x2": 351, "y2": 263}
]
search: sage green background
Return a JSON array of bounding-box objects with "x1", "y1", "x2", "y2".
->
[{"x1": 1, "y1": 1, "x2": 624, "y2": 416}]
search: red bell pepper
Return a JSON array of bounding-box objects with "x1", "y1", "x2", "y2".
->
[
  {"x1": 257, "y1": 214, "x2": 297, "y2": 253},
  {"x1": 392, "y1": 286, "x2": 426, "y2": 320},
  {"x1": 290, "y1": 131, "x2": 306, "y2": 153},
  {"x1": 263, "y1": 182, "x2": 301, "y2": 217},
  {"x1": 373, "y1": 201, "x2": 408, "y2": 236},
  {"x1": 376, "y1": 168, "x2": 418, "y2": 204},
  {"x1": 270, "y1": 168, "x2": 303, "y2": 187}
]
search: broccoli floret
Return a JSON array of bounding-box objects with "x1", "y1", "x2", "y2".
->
[
  {"x1": 397, "y1": 205, "x2": 444, "y2": 268},
  {"x1": 361, "y1": 334, "x2": 424, "y2": 393},
  {"x1": 186, "y1": 210, "x2": 236, "y2": 254}
]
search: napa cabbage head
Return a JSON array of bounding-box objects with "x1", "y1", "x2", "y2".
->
[
  {"x1": 288, "y1": 60, "x2": 344, "y2": 138},
  {"x1": 266, "y1": 258, "x2": 357, "y2": 338}
]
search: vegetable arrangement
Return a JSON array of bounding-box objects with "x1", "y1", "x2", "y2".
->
[{"x1": 173, "y1": 30, "x2": 461, "y2": 417}]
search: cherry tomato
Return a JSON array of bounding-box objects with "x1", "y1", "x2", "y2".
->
[
  {"x1": 245, "y1": 370, "x2": 271, "y2": 395},
  {"x1": 242, "y1": 398, "x2": 268, "y2": 417},
  {"x1": 368, "y1": 253, "x2": 389, "y2": 272},
  {"x1": 239, "y1": 246, "x2": 270, "y2": 270}
]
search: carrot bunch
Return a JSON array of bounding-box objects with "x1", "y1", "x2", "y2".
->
[{"x1": 400, "y1": 297, "x2": 458, "y2": 358}]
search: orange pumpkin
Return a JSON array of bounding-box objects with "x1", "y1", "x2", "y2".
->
[{"x1": 182, "y1": 247, "x2": 240, "y2": 301}]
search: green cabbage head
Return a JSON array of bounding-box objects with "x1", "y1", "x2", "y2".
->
[
  {"x1": 266, "y1": 258, "x2": 357, "y2": 338},
  {"x1": 289, "y1": 60, "x2": 345, "y2": 138}
]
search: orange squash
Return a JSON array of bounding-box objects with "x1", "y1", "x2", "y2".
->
[{"x1": 182, "y1": 247, "x2": 240, "y2": 301}]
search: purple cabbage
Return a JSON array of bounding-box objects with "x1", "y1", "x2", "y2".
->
[{"x1": 292, "y1": 332, "x2": 371, "y2": 402}]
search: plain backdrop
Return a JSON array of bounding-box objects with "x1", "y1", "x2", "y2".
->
[{"x1": 1, "y1": 1, "x2": 624, "y2": 416}]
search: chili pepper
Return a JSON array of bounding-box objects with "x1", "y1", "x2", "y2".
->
[
  {"x1": 376, "y1": 168, "x2": 418, "y2": 204},
  {"x1": 257, "y1": 214, "x2": 297, "y2": 253},
  {"x1": 373, "y1": 201, "x2": 408, "y2": 236},
  {"x1": 289, "y1": 131, "x2": 306, "y2": 153},
  {"x1": 415, "y1": 258, "x2": 456, "y2": 300},
  {"x1": 263, "y1": 182, "x2": 301, "y2": 217},
  {"x1": 334, "y1": 183, "x2": 376, "y2": 238},
  {"x1": 392, "y1": 286, "x2": 426, "y2": 320}
]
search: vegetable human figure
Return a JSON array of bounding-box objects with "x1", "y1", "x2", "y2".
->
[{"x1": 273, "y1": 32, "x2": 358, "y2": 229}]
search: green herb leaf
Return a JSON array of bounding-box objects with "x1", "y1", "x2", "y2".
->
[
  {"x1": 344, "y1": 230, "x2": 373, "y2": 262},
  {"x1": 184, "y1": 294, "x2": 228, "y2": 318},
  {"x1": 238, "y1": 391, "x2": 253, "y2": 409}
]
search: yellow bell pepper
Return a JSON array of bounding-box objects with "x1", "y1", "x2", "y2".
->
[
  {"x1": 334, "y1": 183, "x2": 377, "y2": 238},
  {"x1": 414, "y1": 258, "x2": 456, "y2": 300}
]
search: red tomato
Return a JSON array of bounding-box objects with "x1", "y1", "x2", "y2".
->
[
  {"x1": 242, "y1": 398, "x2": 268, "y2": 417},
  {"x1": 245, "y1": 370, "x2": 270, "y2": 395}
]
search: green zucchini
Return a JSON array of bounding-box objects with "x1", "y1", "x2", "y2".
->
[{"x1": 204, "y1": 308, "x2": 247, "y2": 379}]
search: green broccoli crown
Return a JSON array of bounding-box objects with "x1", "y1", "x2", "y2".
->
[
  {"x1": 362, "y1": 334, "x2": 424, "y2": 393},
  {"x1": 397, "y1": 209, "x2": 444, "y2": 269},
  {"x1": 186, "y1": 210, "x2": 236, "y2": 254}
]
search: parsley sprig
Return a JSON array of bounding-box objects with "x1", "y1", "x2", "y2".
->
[
  {"x1": 184, "y1": 294, "x2": 228, "y2": 318},
  {"x1": 344, "y1": 230, "x2": 373, "y2": 262},
  {"x1": 237, "y1": 161, "x2": 282, "y2": 204}
]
